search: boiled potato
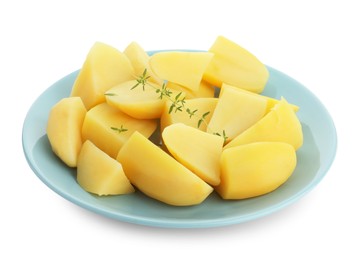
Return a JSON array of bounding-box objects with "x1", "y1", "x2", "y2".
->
[
  {"x1": 82, "y1": 102, "x2": 157, "y2": 158},
  {"x1": 207, "y1": 86, "x2": 267, "y2": 143},
  {"x1": 71, "y1": 42, "x2": 135, "y2": 110},
  {"x1": 162, "y1": 123, "x2": 224, "y2": 186},
  {"x1": 105, "y1": 80, "x2": 169, "y2": 119},
  {"x1": 77, "y1": 140, "x2": 134, "y2": 196},
  {"x1": 117, "y1": 131, "x2": 213, "y2": 206},
  {"x1": 149, "y1": 51, "x2": 214, "y2": 91},
  {"x1": 203, "y1": 35, "x2": 269, "y2": 93},
  {"x1": 47, "y1": 97, "x2": 86, "y2": 167},
  {"x1": 216, "y1": 142, "x2": 297, "y2": 199},
  {"x1": 224, "y1": 98, "x2": 303, "y2": 150},
  {"x1": 123, "y1": 41, "x2": 163, "y2": 85},
  {"x1": 220, "y1": 83, "x2": 299, "y2": 113}
]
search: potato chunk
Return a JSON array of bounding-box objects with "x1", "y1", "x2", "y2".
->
[
  {"x1": 224, "y1": 98, "x2": 303, "y2": 150},
  {"x1": 117, "y1": 132, "x2": 213, "y2": 206},
  {"x1": 47, "y1": 97, "x2": 86, "y2": 167},
  {"x1": 162, "y1": 123, "x2": 224, "y2": 186},
  {"x1": 149, "y1": 51, "x2": 214, "y2": 91},
  {"x1": 71, "y1": 42, "x2": 134, "y2": 109},
  {"x1": 105, "y1": 80, "x2": 182, "y2": 119},
  {"x1": 207, "y1": 86, "x2": 267, "y2": 142},
  {"x1": 216, "y1": 142, "x2": 296, "y2": 199},
  {"x1": 82, "y1": 103, "x2": 157, "y2": 158},
  {"x1": 203, "y1": 36, "x2": 269, "y2": 93},
  {"x1": 123, "y1": 41, "x2": 163, "y2": 85},
  {"x1": 77, "y1": 140, "x2": 134, "y2": 196},
  {"x1": 220, "y1": 83, "x2": 299, "y2": 113}
]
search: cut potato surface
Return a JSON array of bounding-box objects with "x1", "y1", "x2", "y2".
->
[
  {"x1": 216, "y1": 142, "x2": 297, "y2": 199},
  {"x1": 105, "y1": 80, "x2": 169, "y2": 119},
  {"x1": 124, "y1": 41, "x2": 163, "y2": 85},
  {"x1": 117, "y1": 132, "x2": 213, "y2": 206},
  {"x1": 149, "y1": 51, "x2": 214, "y2": 91},
  {"x1": 77, "y1": 140, "x2": 135, "y2": 196},
  {"x1": 71, "y1": 42, "x2": 135, "y2": 110},
  {"x1": 47, "y1": 97, "x2": 86, "y2": 167},
  {"x1": 162, "y1": 123, "x2": 224, "y2": 186},
  {"x1": 220, "y1": 83, "x2": 299, "y2": 113},
  {"x1": 207, "y1": 86, "x2": 267, "y2": 143},
  {"x1": 203, "y1": 35, "x2": 269, "y2": 93},
  {"x1": 82, "y1": 103, "x2": 157, "y2": 158},
  {"x1": 224, "y1": 98, "x2": 303, "y2": 150}
]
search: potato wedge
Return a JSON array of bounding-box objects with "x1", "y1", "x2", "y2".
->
[
  {"x1": 216, "y1": 142, "x2": 296, "y2": 199},
  {"x1": 47, "y1": 97, "x2": 86, "y2": 167},
  {"x1": 117, "y1": 132, "x2": 213, "y2": 206},
  {"x1": 77, "y1": 140, "x2": 135, "y2": 196}
]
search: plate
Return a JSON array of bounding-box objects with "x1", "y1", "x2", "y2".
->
[{"x1": 22, "y1": 51, "x2": 337, "y2": 228}]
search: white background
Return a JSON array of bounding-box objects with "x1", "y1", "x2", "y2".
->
[{"x1": 1, "y1": 0, "x2": 357, "y2": 259}]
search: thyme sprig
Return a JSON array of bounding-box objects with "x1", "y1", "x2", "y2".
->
[
  {"x1": 197, "y1": 111, "x2": 210, "y2": 128},
  {"x1": 213, "y1": 130, "x2": 228, "y2": 143},
  {"x1": 110, "y1": 125, "x2": 128, "y2": 134},
  {"x1": 131, "y1": 68, "x2": 151, "y2": 90},
  {"x1": 156, "y1": 83, "x2": 172, "y2": 99}
]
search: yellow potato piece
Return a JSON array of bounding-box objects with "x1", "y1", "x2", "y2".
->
[
  {"x1": 203, "y1": 35, "x2": 269, "y2": 93},
  {"x1": 224, "y1": 98, "x2": 303, "y2": 150},
  {"x1": 149, "y1": 51, "x2": 214, "y2": 91},
  {"x1": 216, "y1": 142, "x2": 297, "y2": 199},
  {"x1": 160, "y1": 97, "x2": 218, "y2": 132},
  {"x1": 124, "y1": 41, "x2": 163, "y2": 85},
  {"x1": 71, "y1": 42, "x2": 135, "y2": 110},
  {"x1": 82, "y1": 103, "x2": 157, "y2": 158},
  {"x1": 162, "y1": 123, "x2": 224, "y2": 186},
  {"x1": 219, "y1": 83, "x2": 299, "y2": 113},
  {"x1": 47, "y1": 97, "x2": 86, "y2": 167},
  {"x1": 117, "y1": 132, "x2": 213, "y2": 206},
  {"x1": 166, "y1": 81, "x2": 215, "y2": 99},
  {"x1": 105, "y1": 80, "x2": 167, "y2": 119},
  {"x1": 207, "y1": 86, "x2": 267, "y2": 143},
  {"x1": 77, "y1": 140, "x2": 135, "y2": 196}
]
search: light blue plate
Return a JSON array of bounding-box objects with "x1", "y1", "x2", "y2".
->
[{"x1": 22, "y1": 52, "x2": 337, "y2": 228}]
